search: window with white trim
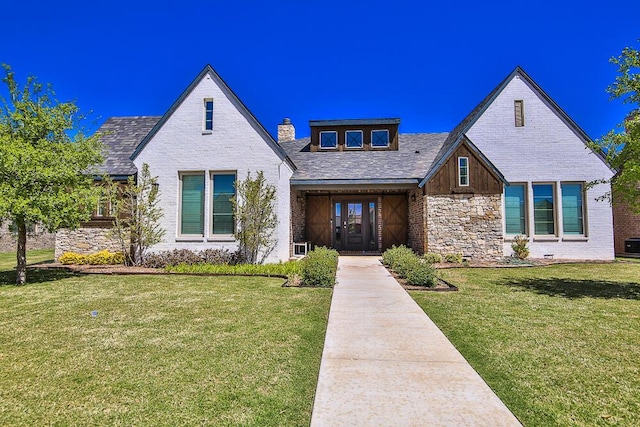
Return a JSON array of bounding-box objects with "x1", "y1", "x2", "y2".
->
[
  {"x1": 320, "y1": 131, "x2": 337, "y2": 149},
  {"x1": 211, "y1": 173, "x2": 236, "y2": 235},
  {"x1": 458, "y1": 157, "x2": 469, "y2": 186},
  {"x1": 180, "y1": 173, "x2": 205, "y2": 235},
  {"x1": 345, "y1": 130, "x2": 363, "y2": 148},
  {"x1": 371, "y1": 130, "x2": 389, "y2": 147},
  {"x1": 204, "y1": 99, "x2": 214, "y2": 132}
]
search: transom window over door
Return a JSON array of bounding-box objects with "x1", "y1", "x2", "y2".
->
[
  {"x1": 212, "y1": 173, "x2": 235, "y2": 235},
  {"x1": 320, "y1": 131, "x2": 337, "y2": 149},
  {"x1": 345, "y1": 130, "x2": 363, "y2": 148},
  {"x1": 181, "y1": 173, "x2": 205, "y2": 235}
]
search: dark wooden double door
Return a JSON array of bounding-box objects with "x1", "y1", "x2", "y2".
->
[{"x1": 305, "y1": 194, "x2": 407, "y2": 252}]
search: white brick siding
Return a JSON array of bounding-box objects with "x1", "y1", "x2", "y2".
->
[
  {"x1": 133, "y1": 71, "x2": 293, "y2": 263},
  {"x1": 466, "y1": 75, "x2": 614, "y2": 260}
]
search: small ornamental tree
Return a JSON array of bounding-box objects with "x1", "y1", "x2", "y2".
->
[
  {"x1": 232, "y1": 171, "x2": 278, "y2": 264},
  {"x1": 104, "y1": 163, "x2": 165, "y2": 266},
  {"x1": 589, "y1": 40, "x2": 640, "y2": 212},
  {"x1": 0, "y1": 64, "x2": 103, "y2": 284}
]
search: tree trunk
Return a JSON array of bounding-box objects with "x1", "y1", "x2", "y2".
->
[{"x1": 16, "y1": 218, "x2": 27, "y2": 285}]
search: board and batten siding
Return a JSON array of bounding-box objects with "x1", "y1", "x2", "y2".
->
[
  {"x1": 133, "y1": 71, "x2": 294, "y2": 263},
  {"x1": 465, "y1": 74, "x2": 614, "y2": 259}
]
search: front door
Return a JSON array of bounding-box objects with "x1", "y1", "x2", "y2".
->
[{"x1": 334, "y1": 199, "x2": 377, "y2": 251}]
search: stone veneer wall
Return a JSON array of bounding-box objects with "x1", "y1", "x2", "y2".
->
[
  {"x1": 0, "y1": 226, "x2": 55, "y2": 252},
  {"x1": 55, "y1": 227, "x2": 122, "y2": 259},
  {"x1": 426, "y1": 194, "x2": 502, "y2": 260},
  {"x1": 407, "y1": 188, "x2": 425, "y2": 253}
]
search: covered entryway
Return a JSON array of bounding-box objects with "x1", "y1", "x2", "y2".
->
[{"x1": 303, "y1": 193, "x2": 409, "y2": 253}]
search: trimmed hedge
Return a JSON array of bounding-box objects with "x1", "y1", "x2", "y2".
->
[
  {"x1": 382, "y1": 245, "x2": 437, "y2": 287},
  {"x1": 59, "y1": 250, "x2": 125, "y2": 265},
  {"x1": 141, "y1": 249, "x2": 245, "y2": 268},
  {"x1": 301, "y1": 247, "x2": 339, "y2": 287}
]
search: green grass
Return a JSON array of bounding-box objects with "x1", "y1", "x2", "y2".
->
[
  {"x1": 411, "y1": 263, "x2": 640, "y2": 426},
  {"x1": 0, "y1": 253, "x2": 331, "y2": 425}
]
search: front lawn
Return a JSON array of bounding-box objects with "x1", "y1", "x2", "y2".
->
[
  {"x1": 411, "y1": 262, "x2": 640, "y2": 426},
  {"x1": 0, "y1": 255, "x2": 331, "y2": 426}
]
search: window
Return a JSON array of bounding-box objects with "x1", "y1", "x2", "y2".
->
[
  {"x1": 562, "y1": 183, "x2": 584, "y2": 235},
  {"x1": 96, "y1": 194, "x2": 111, "y2": 217},
  {"x1": 204, "y1": 99, "x2": 214, "y2": 131},
  {"x1": 505, "y1": 184, "x2": 526, "y2": 235},
  {"x1": 533, "y1": 184, "x2": 555, "y2": 235},
  {"x1": 320, "y1": 131, "x2": 337, "y2": 149},
  {"x1": 514, "y1": 100, "x2": 524, "y2": 127},
  {"x1": 345, "y1": 130, "x2": 363, "y2": 148},
  {"x1": 371, "y1": 130, "x2": 389, "y2": 147},
  {"x1": 211, "y1": 173, "x2": 235, "y2": 235},
  {"x1": 180, "y1": 173, "x2": 205, "y2": 235},
  {"x1": 458, "y1": 157, "x2": 469, "y2": 186}
]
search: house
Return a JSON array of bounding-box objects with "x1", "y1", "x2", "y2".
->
[{"x1": 55, "y1": 65, "x2": 615, "y2": 262}]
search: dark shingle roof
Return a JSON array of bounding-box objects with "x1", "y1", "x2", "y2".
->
[
  {"x1": 97, "y1": 116, "x2": 160, "y2": 176},
  {"x1": 282, "y1": 133, "x2": 449, "y2": 183}
]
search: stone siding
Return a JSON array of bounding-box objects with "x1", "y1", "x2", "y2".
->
[
  {"x1": 55, "y1": 227, "x2": 122, "y2": 259},
  {"x1": 426, "y1": 194, "x2": 502, "y2": 260},
  {"x1": 407, "y1": 188, "x2": 425, "y2": 253},
  {"x1": 291, "y1": 190, "x2": 306, "y2": 253},
  {"x1": 0, "y1": 225, "x2": 55, "y2": 253}
]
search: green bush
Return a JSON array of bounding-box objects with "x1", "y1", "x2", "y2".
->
[
  {"x1": 59, "y1": 250, "x2": 124, "y2": 265},
  {"x1": 423, "y1": 252, "x2": 443, "y2": 264},
  {"x1": 405, "y1": 261, "x2": 437, "y2": 287},
  {"x1": 301, "y1": 247, "x2": 339, "y2": 287},
  {"x1": 511, "y1": 235, "x2": 530, "y2": 260},
  {"x1": 382, "y1": 245, "x2": 415, "y2": 269},
  {"x1": 444, "y1": 253, "x2": 463, "y2": 264},
  {"x1": 392, "y1": 252, "x2": 421, "y2": 279}
]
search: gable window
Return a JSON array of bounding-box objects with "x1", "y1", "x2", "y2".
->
[
  {"x1": 345, "y1": 130, "x2": 363, "y2": 148},
  {"x1": 561, "y1": 183, "x2": 584, "y2": 235},
  {"x1": 180, "y1": 173, "x2": 205, "y2": 235},
  {"x1": 533, "y1": 184, "x2": 555, "y2": 235},
  {"x1": 505, "y1": 184, "x2": 526, "y2": 235},
  {"x1": 204, "y1": 99, "x2": 214, "y2": 132},
  {"x1": 371, "y1": 130, "x2": 389, "y2": 147},
  {"x1": 320, "y1": 131, "x2": 337, "y2": 149},
  {"x1": 514, "y1": 100, "x2": 524, "y2": 127},
  {"x1": 211, "y1": 173, "x2": 236, "y2": 235},
  {"x1": 458, "y1": 157, "x2": 469, "y2": 186}
]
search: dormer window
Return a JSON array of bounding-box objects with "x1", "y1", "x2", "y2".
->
[
  {"x1": 320, "y1": 131, "x2": 337, "y2": 149},
  {"x1": 345, "y1": 130, "x2": 363, "y2": 148},
  {"x1": 371, "y1": 130, "x2": 389, "y2": 147},
  {"x1": 458, "y1": 157, "x2": 469, "y2": 186},
  {"x1": 204, "y1": 99, "x2": 214, "y2": 132}
]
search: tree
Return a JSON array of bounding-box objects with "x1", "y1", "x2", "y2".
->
[
  {"x1": 590, "y1": 41, "x2": 640, "y2": 212},
  {"x1": 104, "y1": 163, "x2": 165, "y2": 266},
  {"x1": 0, "y1": 65, "x2": 103, "y2": 284},
  {"x1": 232, "y1": 171, "x2": 278, "y2": 264}
]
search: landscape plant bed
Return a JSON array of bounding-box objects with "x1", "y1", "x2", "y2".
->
[{"x1": 384, "y1": 265, "x2": 457, "y2": 291}]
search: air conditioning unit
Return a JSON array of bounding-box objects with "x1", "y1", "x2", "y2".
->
[{"x1": 625, "y1": 238, "x2": 640, "y2": 254}]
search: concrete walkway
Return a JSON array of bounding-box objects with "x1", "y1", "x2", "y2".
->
[{"x1": 310, "y1": 256, "x2": 522, "y2": 426}]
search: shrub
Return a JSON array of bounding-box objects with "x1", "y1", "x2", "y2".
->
[
  {"x1": 382, "y1": 245, "x2": 415, "y2": 269},
  {"x1": 444, "y1": 253, "x2": 463, "y2": 264},
  {"x1": 405, "y1": 262, "x2": 437, "y2": 287},
  {"x1": 59, "y1": 250, "x2": 124, "y2": 265},
  {"x1": 392, "y1": 252, "x2": 421, "y2": 279},
  {"x1": 511, "y1": 235, "x2": 530, "y2": 260},
  {"x1": 423, "y1": 252, "x2": 443, "y2": 264},
  {"x1": 301, "y1": 247, "x2": 339, "y2": 287}
]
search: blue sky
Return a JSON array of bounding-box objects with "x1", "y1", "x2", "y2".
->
[{"x1": 1, "y1": 0, "x2": 638, "y2": 139}]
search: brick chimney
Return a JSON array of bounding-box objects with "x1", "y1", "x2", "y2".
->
[{"x1": 277, "y1": 118, "x2": 295, "y2": 142}]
